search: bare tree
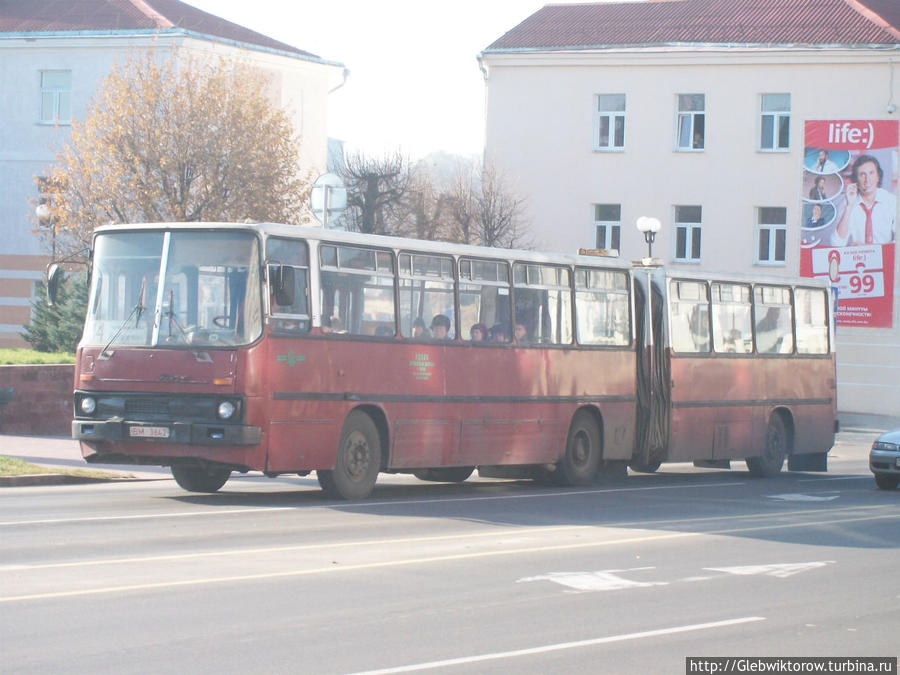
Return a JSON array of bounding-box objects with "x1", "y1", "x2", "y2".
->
[
  {"x1": 446, "y1": 161, "x2": 530, "y2": 249},
  {"x1": 37, "y1": 51, "x2": 310, "y2": 256},
  {"x1": 338, "y1": 150, "x2": 410, "y2": 235}
]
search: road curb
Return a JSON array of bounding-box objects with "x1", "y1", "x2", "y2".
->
[{"x1": 0, "y1": 473, "x2": 166, "y2": 487}]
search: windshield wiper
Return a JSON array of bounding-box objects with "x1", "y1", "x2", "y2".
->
[{"x1": 99, "y1": 278, "x2": 145, "y2": 358}]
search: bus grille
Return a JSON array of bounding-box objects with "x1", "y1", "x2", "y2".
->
[{"x1": 125, "y1": 398, "x2": 170, "y2": 416}]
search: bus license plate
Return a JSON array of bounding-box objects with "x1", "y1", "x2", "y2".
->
[{"x1": 129, "y1": 425, "x2": 170, "y2": 439}]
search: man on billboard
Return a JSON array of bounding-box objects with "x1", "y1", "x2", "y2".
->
[{"x1": 830, "y1": 154, "x2": 897, "y2": 246}]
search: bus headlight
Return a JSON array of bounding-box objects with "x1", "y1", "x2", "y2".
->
[
  {"x1": 79, "y1": 396, "x2": 97, "y2": 415},
  {"x1": 217, "y1": 400, "x2": 236, "y2": 420}
]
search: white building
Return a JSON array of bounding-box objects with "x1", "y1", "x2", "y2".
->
[
  {"x1": 0, "y1": 0, "x2": 345, "y2": 348},
  {"x1": 480, "y1": 0, "x2": 900, "y2": 421}
]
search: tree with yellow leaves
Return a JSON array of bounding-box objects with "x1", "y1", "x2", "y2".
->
[{"x1": 39, "y1": 51, "x2": 310, "y2": 257}]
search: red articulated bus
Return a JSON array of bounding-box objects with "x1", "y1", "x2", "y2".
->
[{"x1": 65, "y1": 222, "x2": 836, "y2": 499}]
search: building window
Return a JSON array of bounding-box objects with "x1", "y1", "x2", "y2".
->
[
  {"x1": 757, "y1": 207, "x2": 787, "y2": 264},
  {"x1": 760, "y1": 94, "x2": 790, "y2": 151},
  {"x1": 593, "y1": 203, "x2": 621, "y2": 251},
  {"x1": 676, "y1": 94, "x2": 705, "y2": 150},
  {"x1": 674, "y1": 205, "x2": 702, "y2": 262},
  {"x1": 40, "y1": 70, "x2": 71, "y2": 124},
  {"x1": 594, "y1": 94, "x2": 625, "y2": 150}
]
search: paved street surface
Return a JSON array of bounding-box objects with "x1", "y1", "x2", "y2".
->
[{"x1": 1, "y1": 430, "x2": 897, "y2": 674}]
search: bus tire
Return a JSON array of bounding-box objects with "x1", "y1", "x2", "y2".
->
[
  {"x1": 413, "y1": 467, "x2": 474, "y2": 483},
  {"x1": 747, "y1": 414, "x2": 787, "y2": 477},
  {"x1": 171, "y1": 465, "x2": 230, "y2": 493},
  {"x1": 556, "y1": 410, "x2": 602, "y2": 486},
  {"x1": 628, "y1": 460, "x2": 661, "y2": 474},
  {"x1": 318, "y1": 411, "x2": 381, "y2": 500}
]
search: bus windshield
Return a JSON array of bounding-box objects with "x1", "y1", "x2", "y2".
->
[{"x1": 83, "y1": 230, "x2": 262, "y2": 348}]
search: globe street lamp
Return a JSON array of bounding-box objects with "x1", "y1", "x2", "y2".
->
[
  {"x1": 35, "y1": 202, "x2": 56, "y2": 259},
  {"x1": 636, "y1": 216, "x2": 661, "y2": 260}
]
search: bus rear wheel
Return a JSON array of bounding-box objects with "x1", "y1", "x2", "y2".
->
[
  {"x1": 628, "y1": 460, "x2": 661, "y2": 474},
  {"x1": 556, "y1": 411, "x2": 601, "y2": 486},
  {"x1": 171, "y1": 465, "x2": 231, "y2": 493},
  {"x1": 747, "y1": 414, "x2": 787, "y2": 477},
  {"x1": 318, "y1": 411, "x2": 381, "y2": 500},
  {"x1": 413, "y1": 467, "x2": 474, "y2": 483}
]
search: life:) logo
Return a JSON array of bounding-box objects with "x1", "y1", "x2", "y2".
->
[{"x1": 827, "y1": 121, "x2": 874, "y2": 148}]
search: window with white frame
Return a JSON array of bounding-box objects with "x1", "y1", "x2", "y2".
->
[
  {"x1": 674, "y1": 205, "x2": 702, "y2": 262},
  {"x1": 594, "y1": 94, "x2": 625, "y2": 150},
  {"x1": 760, "y1": 94, "x2": 790, "y2": 150},
  {"x1": 756, "y1": 207, "x2": 787, "y2": 264},
  {"x1": 676, "y1": 94, "x2": 705, "y2": 150},
  {"x1": 40, "y1": 70, "x2": 72, "y2": 124},
  {"x1": 593, "y1": 203, "x2": 621, "y2": 251}
]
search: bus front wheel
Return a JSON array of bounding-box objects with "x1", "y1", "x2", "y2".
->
[
  {"x1": 747, "y1": 414, "x2": 787, "y2": 477},
  {"x1": 318, "y1": 411, "x2": 381, "y2": 500},
  {"x1": 171, "y1": 465, "x2": 231, "y2": 493},
  {"x1": 556, "y1": 411, "x2": 601, "y2": 486}
]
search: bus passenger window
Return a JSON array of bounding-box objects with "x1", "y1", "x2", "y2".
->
[
  {"x1": 398, "y1": 253, "x2": 454, "y2": 340},
  {"x1": 574, "y1": 268, "x2": 630, "y2": 346},
  {"x1": 320, "y1": 245, "x2": 395, "y2": 336},
  {"x1": 711, "y1": 282, "x2": 751, "y2": 353},
  {"x1": 266, "y1": 237, "x2": 310, "y2": 333},
  {"x1": 795, "y1": 288, "x2": 828, "y2": 354},
  {"x1": 753, "y1": 285, "x2": 794, "y2": 354},
  {"x1": 669, "y1": 280, "x2": 710, "y2": 353},
  {"x1": 513, "y1": 263, "x2": 572, "y2": 345},
  {"x1": 459, "y1": 258, "x2": 510, "y2": 343}
]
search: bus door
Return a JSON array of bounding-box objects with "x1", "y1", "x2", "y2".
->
[{"x1": 632, "y1": 267, "x2": 671, "y2": 469}]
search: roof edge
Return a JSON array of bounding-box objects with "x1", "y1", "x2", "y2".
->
[
  {"x1": 844, "y1": 0, "x2": 900, "y2": 41},
  {"x1": 0, "y1": 27, "x2": 345, "y2": 68},
  {"x1": 482, "y1": 42, "x2": 900, "y2": 55},
  {"x1": 128, "y1": 0, "x2": 174, "y2": 29}
]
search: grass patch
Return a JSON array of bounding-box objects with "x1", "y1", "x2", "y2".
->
[
  {"x1": 0, "y1": 456, "x2": 129, "y2": 479},
  {"x1": 0, "y1": 348, "x2": 76, "y2": 365}
]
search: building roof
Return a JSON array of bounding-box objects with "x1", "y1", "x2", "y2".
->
[
  {"x1": 0, "y1": 0, "x2": 325, "y2": 61},
  {"x1": 484, "y1": 0, "x2": 900, "y2": 52}
]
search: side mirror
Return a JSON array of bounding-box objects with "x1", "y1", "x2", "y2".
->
[
  {"x1": 272, "y1": 265, "x2": 295, "y2": 307},
  {"x1": 46, "y1": 263, "x2": 63, "y2": 307}
]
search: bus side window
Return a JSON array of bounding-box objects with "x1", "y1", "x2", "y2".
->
[
  {"x1": 574, "y1": 268, "x2": 630, "y2": 346},
  {"x1": 459, "y1": 258, "x2": 511, "y2": 343},
  {"x1": 753, "y1": 285, "x2": 794, "y2": 354},
  {"x1": 669, "y1": 280, "x2": 710, "y2": 353},
  {"x1": 795, "y1": 288, "x2": 828, "y2": 354},
  {"x1": 266, "y1": 237, "x2": 310, "y2": 333},
  {"x1": 711, "y1": 282, "x2": 752, "y2": 354},
  {"x1": 513, "y1": 263, "x2": 572, "y2": 345},
  {"x1": 398, "y1": 253, "x2": 454, "y2": 339},
  {"x1": 320, "y1": 245, "x2": 395, "y2": 337}
]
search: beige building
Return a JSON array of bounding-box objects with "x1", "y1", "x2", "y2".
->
[
  {"x1": 0, "y1": 0, "x2": 345, "y2": 348},
  {"x1": 481, "y1": 0, "x2": 900, "y2": 421}
]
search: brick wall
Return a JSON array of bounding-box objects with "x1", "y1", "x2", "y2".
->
[{"x1": 0, "y1": 365, "x2": 74, "y2": 436}]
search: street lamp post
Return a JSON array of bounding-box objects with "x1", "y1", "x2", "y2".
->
[
  {"x1": 35, "y1": 202, "x2": 56, "y2": 260},
  {"x1": 636, "y1": 216, "x2": 661, "y2": 260}
]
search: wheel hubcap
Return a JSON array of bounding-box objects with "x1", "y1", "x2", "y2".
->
[
  {"x1": 572, "y1": 430, "x2": 590, "y2": 468},
  {"x1": 344, "y1": 431, "x2": 370, "y2": 480}
]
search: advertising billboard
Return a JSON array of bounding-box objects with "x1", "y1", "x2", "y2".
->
[{"x1": 800, "y1": 120, "x2": 899, "y2": 327}]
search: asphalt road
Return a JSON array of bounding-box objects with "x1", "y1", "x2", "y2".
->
[{"x1": 1, "y1": 431, "x2": 897, "y2": 674}]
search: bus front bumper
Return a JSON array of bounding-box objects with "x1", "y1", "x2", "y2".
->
[{"x1": 72, "y1": 419, "x2": 261, "y2": 446}]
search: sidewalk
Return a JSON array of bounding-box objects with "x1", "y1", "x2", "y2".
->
[{"x1": 0, "y1": 433, "x2": 170, "y2": 486}]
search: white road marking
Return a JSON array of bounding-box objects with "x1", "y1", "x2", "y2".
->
[
  {"x1": 349, "y1": 616, "x2": 766, "y2": 674},
  {"x1": 518, "y1": 567, "x2": 668, "y2": 591},
  {"x1": 767, "y1": 493, "x2": 840, "y2": 501},
  {"x1": 705, "y1": 561, "x2": 835, "y2": 579}
]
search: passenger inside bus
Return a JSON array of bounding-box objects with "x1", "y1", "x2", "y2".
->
[
  {"x1": 412, "y1": 317, "x2": 430, "y2": 339},
  {"x1": 490, "y1": 324, "x2": 509, "y2": 343},
  {"x1": 469, "y1": 323, "x2": 487, "y2": 341},
  {"x1": 430, "y1": 314, "x2": 451, "y2": 339},
  {"x1": 514, "y1": 322, "x2": 529, "y2": 343}
]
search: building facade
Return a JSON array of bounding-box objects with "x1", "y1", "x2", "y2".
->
[
  {"x1": 481, "y1": 0, "x2": 900, "y2": 419},
  {"x1": 0, "y1": 0, "x2": 344, "y2": 347}
]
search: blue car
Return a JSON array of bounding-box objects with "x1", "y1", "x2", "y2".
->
[{"x1": 870, "y1": 430, "x2": 900, "y2": 490}]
